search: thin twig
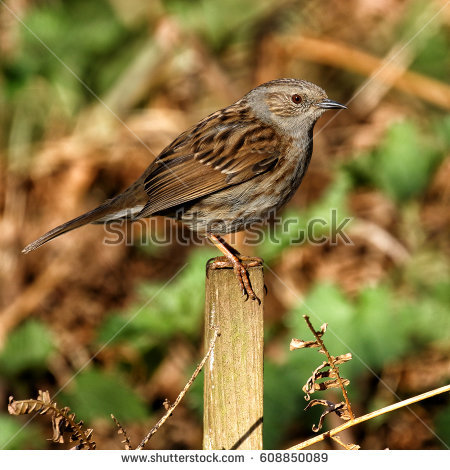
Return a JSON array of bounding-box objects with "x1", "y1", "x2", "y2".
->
[
  {"x1": 136, "y1": 327, "x2": 220, "y2": 450},
  {"x1": 303, "y1": 315, "x2": 355, "y2": 420},
  {"x1": 111, "y1": 414, "x2": 133, "y2": 450},
  {"x1": 288, "y1": 384, "x2": 450, "y2": 450},
  {"x1": 331, "y1": 435, "x2": 360, "y2": 450}
]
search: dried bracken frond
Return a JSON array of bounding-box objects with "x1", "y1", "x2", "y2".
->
[
  {"x1": 303, "y1": 366, "x2": 350, "y2": 401},
  {"x1": 331, "y1": 435, "x2": 360, "y2": 450},
  {"x1": 111, "y1": 414, "x2": 132, "y2": 450},
  {"x1": 291, "y1": 315, "x2": 355, "y2": 433},
  {"x1": 305, "y1": 399, "x2": 352, "y2": 432},
  {"x1": 290, "y1": 323, "x2": 328, "y2": 351},
  {"x1": 289, "y1": 385, "x2": 450, "y2": 451},
  {"x1": 303, "y1": 354, "x2": 353, "y2": 400},
  {"x1": 8, "y1": 390, "x2": 96, "y2": 450},
  {"x1": 290, "y1": 338, "x2": 321, "y2": 351}
]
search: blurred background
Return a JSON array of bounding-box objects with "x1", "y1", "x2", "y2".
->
[{"x1": 0, "y1": 0, "x2": 449, "y2": 450}]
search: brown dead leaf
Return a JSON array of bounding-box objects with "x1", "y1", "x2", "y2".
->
[
  {"x1": 290, "y1": 323, "x2": 331, "y2": 351},
  {"x1": 290, "y1": 338, "x2": 321, "y2": 351},
  {"x1": 302, "y1": 356, "x2": 352, "y2": 400},
  {"x1": 305, "y1": 399, "x2": 352, "y2": 432}
]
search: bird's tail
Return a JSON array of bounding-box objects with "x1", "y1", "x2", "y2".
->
[{"x1": 22, "y1": 194, "x2": 144, "y2": 254}]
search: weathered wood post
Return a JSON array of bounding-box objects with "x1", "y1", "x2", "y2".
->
[{"x1": 203, "y1": 258, "x2": 264, "y2": 450}]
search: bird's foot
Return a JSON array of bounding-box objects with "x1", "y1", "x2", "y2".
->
[{"x1": 208, "y1": 255, "x2": 263, "y2": 302}]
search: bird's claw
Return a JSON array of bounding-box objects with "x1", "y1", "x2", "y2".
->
[{"x1": 208, "y1": 255, "x2": 261, "y2": 302}]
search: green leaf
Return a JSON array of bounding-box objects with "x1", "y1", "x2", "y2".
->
[
  {"x1": 434, "y1": 404, "x2": 450, "y2": 449},
  {"x1": 163, "y1": 0, "x2": 265, "y2": 50},
  {"x1": 98, "y1": 248, "x2": 216, "y2": 350},
  {"x1": 0, "y1": 414, "x2": 41, "y2": 450},
  {"x1": 352, "y1": 286, "x2": 411, "y2": 367},
  {"x1": 284, "y1": 278, "x2": 450, "y2": 395},
  {"x1": 434, "y1": 114, "x2": 450, "y2": 150},
  {"x1": 344, "y1": 120, "x2": 444, "y2": 202},
  {"x1": 0, "y1": 320, "x2": 54, "y2": 376},
  {"x1": 285, "y1": 283, "x2": 355, "y2": 333},
  {"x1": 410, "y1": 26, "x2": 450, "y2": 81},
  {"x1": 374, "y1": 121, "x2": 438, "y2": 201},
  {"x1": 263, "y1": 361, "x2": 308, "y2": 449},
  {"x1": 61, "y1": 368, "x2": 148, "y2": 423}
]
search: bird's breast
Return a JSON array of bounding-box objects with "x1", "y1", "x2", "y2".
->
[
  {"x1": 174, "y1": 139, "x2": 313, "y2": 234},
  {"x1": 264, "y1": 141, "x2": 312, "y2": 209}
]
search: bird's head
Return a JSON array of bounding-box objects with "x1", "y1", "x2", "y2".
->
[{"x1": 246, "y1": 78, "x2": 346, "y2": 138}]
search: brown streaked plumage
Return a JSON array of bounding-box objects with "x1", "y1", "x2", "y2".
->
[{"x1": 22, "y1": 78, "x2": 346, "y2": 300}]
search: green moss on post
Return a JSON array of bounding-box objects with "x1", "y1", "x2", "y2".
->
[{"x1": 203, "y1": 259, "x2": 264, "y2": 450}]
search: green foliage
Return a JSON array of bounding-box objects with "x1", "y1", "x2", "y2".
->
[
  {"x1": 0, "y1": 320, "x2": 54, "y2": 376},
  {"x1": 435, "y1": 404, "x2": 450, "y2": 448},
  {"x1": 0, "y1": 0, "x2": 143, "y2": 159},
  {"x1": 261, "y1": 273, "x2": 450, "y2": 448},
  {"x1": 0, "y1": 414, "x2": 40, "y2": 450},
  {"x1": 163, "y1": 0, "x2": 267, "y2": 51},
  {"x1": 285, "y1": 278, "x2": 450, "y2": 382},
  {"x1": 257, "y1": 172, "x2": 352, "y2": 263},
  {"x1": 61, "y1": 368, "x2": 148, "y2": 423},
  {"x1": 263, "y1": 361, "x2": 313, "y2": 449},
  {"x1": 98, "y1": 249, "x2": 216, "y2": 350},
  {"x1": 435, "y1": 114, "x2": 450, "y2": 150},
  {"x1": 391, "y1": 0, "x2": 449, "y2": 81},
  {"x1": 8, "y1": 0, "x2": 130, "y2": 96},
  {"x1": 344, "y1": 119, "x2": 444, "y2": 202},
  {"x1": 410, "y1": 21, "x2": 450, "y2": 81}
]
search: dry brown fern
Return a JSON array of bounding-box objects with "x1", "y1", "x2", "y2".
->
[
  {"x1": 8, "y1": 390, "x2": 96, "y2": 450},
  {"x1": 290, "y1": 315, "x2": 357, "y2": 449}
]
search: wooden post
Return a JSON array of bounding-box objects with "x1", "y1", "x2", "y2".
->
[{"x1": 203, "y1": 258, "x2": 264, "y2": 450}]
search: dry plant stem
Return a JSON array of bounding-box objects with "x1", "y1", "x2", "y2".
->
[
  {"x1": 331, "y1": 435, "x2": 359, "y2": 450},
  {"x1": 136, "y1": 327, "x2": 219, "y2": 450},
  {"x1": 303, "y1": 315, "x2": 355, "y2": 420},
  {"x1": 111, "y1": 414, "x2": 132, "y2": 450},
  {"x1": 288, "y1": 384, "x2": 450, "y2": 450}
]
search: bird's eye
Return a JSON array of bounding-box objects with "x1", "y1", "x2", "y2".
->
[{"x1": 291, "y1": 94, "x2": 302, "y2": 104}]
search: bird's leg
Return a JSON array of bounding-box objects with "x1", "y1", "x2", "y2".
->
[{"x1": 207, "y1": 233, "x2": 262, "y2": 301}]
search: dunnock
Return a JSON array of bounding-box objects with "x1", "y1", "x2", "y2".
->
[{"x1": 23, "y1": 78, "x2": 346, "y2": 300}]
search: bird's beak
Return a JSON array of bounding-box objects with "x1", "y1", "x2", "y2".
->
[{"x1": 317, "y1": 98, "x2": 347, "y2": 110}]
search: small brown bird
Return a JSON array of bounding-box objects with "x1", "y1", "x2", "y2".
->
[{"x1": 23, "y1": 78, "x2": 346, "y2": 299}]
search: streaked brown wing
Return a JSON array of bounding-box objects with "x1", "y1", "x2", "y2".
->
[{"x1": 138, "y1": 109, "x2": 282, "y2": 217}]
